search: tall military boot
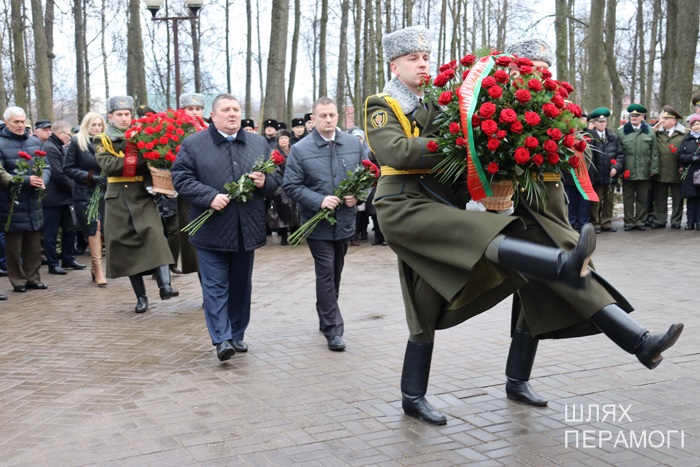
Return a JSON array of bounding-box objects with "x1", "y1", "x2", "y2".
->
[
  {"x1": 485, "y1": 224, "x2": 596, "y2": 289},
  {"x1": 154, "y1": 265, "x2": 179, "y2": 300},
  {"x1": 129, "y1": 275, "x2": 148, "y2": 313},
  {"x1": 401, "y1": 340, "x2": 447, "y2": 425},
  {"x1": 590, "y1": 304, "x2": 684, "y2": 369},
  {"x1": 505, "y1": 329, "x2": 548, "y2": 406}
]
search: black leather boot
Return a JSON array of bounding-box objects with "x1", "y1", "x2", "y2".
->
[
  {"x1": 486, "y1": 224, "x2": 596, "y2": 289},
  {"x1": 154, "y1": 265, "x2": 179, "y2": 300},
  {"x1": 129, "y1": 275, "x2": 148, "y2": 313},
  {"x1": 505, "y1": 329, "x2": 548, "y2": 406},
  {"x1": 401, "y1": 341, "x2": 447, "y2": 425},
  {"x1": 590, "y1": 304, "x2": 684, "y2": 370}
]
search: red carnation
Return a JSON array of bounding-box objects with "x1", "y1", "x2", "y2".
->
[
  {"x1": 362, "y1": 159, "x2": 380, "y2": 178},
  {"x1": 487, "y1": 85, "x2": 503, "y2": 99},
  {"x1": 510, "y1": 121, "x2": 523, "y2": 134},
  {"x1": 499, "y1": 108, "x2": 518, "y2": 123},
  {"x1": 427, "y1": 141, "x2": 439, "y2": 153},
  {"x1": 547, "y1": 152, "x2": 560, "y2": 164},
  {"x1": 669, "y1": 145, "x2": 677, "y2": 153},
  {"x1": 145, "y1": 142, "x2": 154, "y2": 150},
  {"x1": 543, "y1": 78, "x2": 559, "y2": 91},
  {"x1": 175, "y1": 128, "x2": 185, "y2": 136},
  {"x1": 487, "y1": 162, "x2": 499, "y2": 174},
  {"x1": 137, "y1": 141, "x2": 146, "y2": 149},
  {"x1": 144, "y1": 127, "x2": 155, "y2": 135},
  {"x1": 481, "y1": 119, "x2": 498, "y2": 136},
  {"x1": 533, "y1": 153, "x2": 544, "y2": 166},
  {"x1": 460, "y1": 54, "x2": 476, "y2": 66},
  {"x1": 567, "y1": 103, "x2": 582, "y2": 118},
  {"x1": 551, "y1": 95, "x2": 565, "y2": 109},
  {"x1": 547, "y1": 127, "x2": 562, "y2": 140},
  {"x1": 562, "y1": 134, "x2": 575, "y2": 149},
  {"x1": 159, "y1": 136, "x2": 169, "y2": 145},
  {"x1": 494, "y1": 69, "x2": 509, "y2": 83},
  {"x1": 18, "y1": 151, "x2": 32, "y2": 160},
  {"x1": 527, "y1": 79, "x2": 543, "y2": 92},
  {"x1": 449, "y1": 122, "x2": 461, "y2": 134},
  {"x1": 496, "y1": 130, "x2": 507, "y2": 139},
  {"x1": 438, "y1": 60, "x2": 457, "y2": 72},
  {"x1": 165, "y1": 151, "x2": 176, "y2": 163},
  {"x1": 543, "y1": 139, "x2": 559, "y2": 152},
  {"x1": 176, "y1": 145, "x2": 181, "y2": 153},
  {"x1": 495, "y1": 56, "x2": 511, "y2": 67},
  {"x1": 524, "y1": 111, "x2": 541, "y2": 126},
  {"x1": 514, "y1": 147, "x2": 531, "y2": 165},
  {"x1": 455, "y1": 137, "x2": 466, "y2": 147},
  {"x1": 569, "y1": 154, "x2": 581, "y2": 168},
  {"x1": 623, "y1": 170, "x2": 631, "y2": 179},
  {"x1": 487, "y1": 138, "x2": 501, "y2": 151},
  {"x1": 482, "y1": 76, "x2": 496, "y2": 88},
  {"x1": 479, "y1": 102, "x2": 497, "y2": 119},
  {"x1": 514, "y1": 89, "x2": 532, "y2": 104},
  {"x1": 438, "y1": 91, "x2": 454, "y2": 106},
  {"x1": 575, "y1": 140, "x2": 587, "y2": 152},
  {"x1": 542, "y1": 103, "x2": 561, "y2": 118},
  {"x1": 524, "y1": 136, "x2": 539, "y2": 149}
]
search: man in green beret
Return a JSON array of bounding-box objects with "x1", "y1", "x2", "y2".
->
[
  {"x1": 650, "y1": 106, "x2": 687, "y2": 229},
  {"x1": 617, "y1": 103, "x2": 659, "y2": 231},
  {"x1": 585, "y1": 107, "x2": 624, "y2": 233}
]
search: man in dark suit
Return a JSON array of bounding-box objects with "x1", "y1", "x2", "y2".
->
[{"x1": 172, "y1": 94, "x2": 282, "y2": 361}]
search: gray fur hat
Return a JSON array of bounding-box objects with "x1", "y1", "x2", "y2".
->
[
  {"x1": 179, "y1": 92, "x2": 206, "y2": 109},
  {"x1": 383, "y1": 26, "x2": 432, "y2": 63},
  {"x1": 506, "y1": 39, "x2": 554, "y2": 66},
  {"x1": 107, "y1": 95, "x2": 134, "y2": 114}
]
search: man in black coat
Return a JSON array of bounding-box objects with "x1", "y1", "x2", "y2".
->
[
  {"x1": 0, "y1": 106, "x2": 51, "y2": 292},
  {"x1": 43, "y1": 120, "x2": 86, "y2": 274},
  {"x1": 172, "y1": 94, "x2": 282, "y2": 361},
  {"x1": 585, "y1": 107, "x2": 624, "y2": 233}
]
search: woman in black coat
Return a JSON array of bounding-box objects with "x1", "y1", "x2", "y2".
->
[
  {"x1": 64, "y1": 112, "x2": 108, "y2": 285},
  {"x1": 678, "y1": 115, "x2": 700, "y2": 230}
]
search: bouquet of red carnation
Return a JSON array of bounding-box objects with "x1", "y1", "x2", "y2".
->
[
  {"x1": 288, "y1": 159, "x2": 379, "y2": 246},
  {"x1": 125, "y1": 109, "x2": 204, "y2": 170},
  {"x1": 5, "y1": 150, "x2": 48, "y2": 231},
  {"x1": 181, "y1": 151, "x2": 286, "y2": 237},
  {"x1": 422, "y1": 52, "x2": 596, "y2": 208}
]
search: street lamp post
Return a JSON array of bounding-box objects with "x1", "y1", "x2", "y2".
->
[{"x1": 141, "y1": 0, "x2": 203, "y2": 106}]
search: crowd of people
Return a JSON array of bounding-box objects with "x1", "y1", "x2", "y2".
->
[{"x1": 0, "y1": 27, "x2": 693, "y2": 424}]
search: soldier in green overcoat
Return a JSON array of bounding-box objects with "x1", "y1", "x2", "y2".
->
[
  {"x1": 650, "y1": 106, "x2": 687, "y2": 229},
  {"x1": 365, "y1": 27, "x2": 601, "y2": 425},
  {"x1": 502, "y1": 39, "x2": 684, "y2": 408},
  {"x1": 95, "y1": 96, "x2": 178, "y2": 313}
]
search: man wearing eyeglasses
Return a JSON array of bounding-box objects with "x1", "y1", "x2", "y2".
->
[{"x1": 43, "y1": 121, "x2": 86, "y2": 275}]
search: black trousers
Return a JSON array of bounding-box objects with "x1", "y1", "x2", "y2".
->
[
  {"x1": 307, "y1": 238, "x2": 348, "y2": 339},
  {"x1": 43, "y1": 205, "x2": 77, "y2": 269}
]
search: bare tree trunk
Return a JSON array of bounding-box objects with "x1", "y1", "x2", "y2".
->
[
  {"x1": 191, "y1": 17, "x2": 201, "y2": 92},
  {"x1": 74, "y1": 0, "x2": 88, "y2": 119},
  {"x1": 336, "y1": 0, "x2": 350, "y2": 129},
  {"x1": 287, "y1": 0, "x2": 301, "y2": 122},
  {"x1": 604, "y1": 0, "x2": 624, "y2": 124},
  {"x1": 263, "y1": 0, "x2": 289, "y2": 121},
  {"x1": 555, "y1": 0, "x2": 568, "y2": 82},
  {"x1": 126, "y1": 0, "x2": 147, "y2": 105},
  {"x1": 363, "y1": 0, "x2": 378, "y2": 99},
  {"x1": 244, "y1": 0, "x2": 251, "y2": 112},
  {"x1": 0, "y1": 24, "x2": 6, "y2": 111},
  {"x1": 101, "y1": 0, "x2": 110, "y2": 101},
  {"x1": 11, "y1": 0, "x2": 28, "y2": 110},
  {"x1": 31, "y1": 0, "x2": 52, "y2": 118},
  {"x1": 584, "y1": 0, "x2": 610, "y2": 112},
  {"x1": 659, "y1": 0, "x2": 700, "y2": 114},
  {"x1": 437, "y1": 0, "x2": 446, "y2": 66},
  {"x1": 45, "y1": 0, "x2": 55, "y2": 85},
  {"x1": 82, "y1": 0, "x2": 90, "y2": 111},
  {"x1": 319, "y1": 0, "x2": 328, "y2": 97},
  {"x1": 226, "y1": 0, "x2": 232, "y2": 94},
  {"x1": 496, "y1": 0, "x2": 508, "y2": 52},
  {"x1": 567, "y1": 0, "x2": 576, "y2": 93},
  {"x1": 375, "y1": 0, "x2": 384, "y2": 85},
  {"x1": 352, "y1": 0, "x2": 363, "y2": 129},
  {"x1": 643, "y1": 0, "x2": 661, "y2": 107},
  {"x1": 635, "y1": 0, "x2": 645, "y2": 108},
  {"x1": 256, "y1": 0, "x2": 265, "y2": 116}
]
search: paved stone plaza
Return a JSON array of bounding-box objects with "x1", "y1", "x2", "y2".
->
[{"x1": 1, "y1": 221, "x2": 698, "y2": 466}]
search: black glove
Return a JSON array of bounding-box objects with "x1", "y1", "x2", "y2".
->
[{"x1": 96, "y1": 176, "x2": 107, "y2": 188}]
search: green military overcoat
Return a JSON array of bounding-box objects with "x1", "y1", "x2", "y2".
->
[
  {"x1": 364, "y1": 88, "x2": 527, "y2": 336},
  {"x1": 617, "y1": 122, "x2": 659, "y2": 180},
  {"x1": 654, "y1": 126, "x2": 686, "y2": 183},
  {"x1": 95, "y1": 126, "x2": 174, "y2": 278}
]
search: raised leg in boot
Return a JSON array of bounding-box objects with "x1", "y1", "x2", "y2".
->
[
  {"x1": 401, "y1": 340, "x2": 447, "y2": 425},
  {"x1": 485, "y1": 223, "x2": 596, "y2": 289},
  {"x1": 88, "y1": 233, "x2": 107, "y2": 286},
  {"x1": 505, "y1": 328, "x2": 548, "y2": 406},
  {"x1": 154, "y1": 265, "x2": 179, "y2": 300},
  {"x1": 590, "y1": 304, "x2": 683, "y2": 370},
  {"x1": 129, "y1": 275, "x2": 148, "y2": 313}
]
